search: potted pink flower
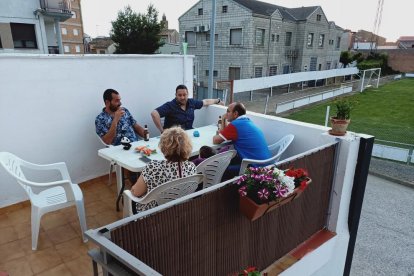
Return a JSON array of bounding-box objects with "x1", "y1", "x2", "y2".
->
[{"x1": 237, "y1": 166, "x2": 311, "y2": 221}]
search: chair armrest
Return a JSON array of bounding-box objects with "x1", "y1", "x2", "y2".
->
[
  {"x1": 123, "y1": 190, "x2": 144, "y2": 217},
  {"x1": 239, "y1": 154, "x2": 282, "y2": 175}
]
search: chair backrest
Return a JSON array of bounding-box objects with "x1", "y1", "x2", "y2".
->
[
  {"x1": 0, "y1": 152, "x2": 28, "y2": 184},
  {"x1": 137, "y1": 174, "x2": 204, "y2": 206},
  {"x1": 239, "y1": 134, "x2": 294, "y2": 175},
  {"x1": 267, "y1": 134, "x2": 295, "y2": 163},
  {"x1": 196, "y1": 150, "x2": 237, "y2": 189}
]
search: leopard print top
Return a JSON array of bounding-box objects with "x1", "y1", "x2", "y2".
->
[{"x1": 133, "y1": 160, "x2": 196, "y2": 213}]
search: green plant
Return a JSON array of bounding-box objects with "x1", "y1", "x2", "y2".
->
[{"x1": 334, "y1": 97, "x2": 353, "y2": 120}]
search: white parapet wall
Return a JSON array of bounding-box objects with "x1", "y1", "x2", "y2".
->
[
  {"x1": 233, "y1": 67, "x2": 359, "y2": 93},
  {"x1": 0, "y1": 54, "x2": 193, "y2": 208}
]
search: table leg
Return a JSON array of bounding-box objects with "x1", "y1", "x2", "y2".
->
[{"x1": 116, "y1": 168, "x2": 125, "y2": 212}]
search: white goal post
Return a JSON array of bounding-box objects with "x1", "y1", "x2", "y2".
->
[{"x1": 360, "y1": 68, "x2": 381, "y2": 92}]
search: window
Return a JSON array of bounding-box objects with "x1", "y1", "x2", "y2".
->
[
  {"x1": 329, "y1": 39, "x2": 334, "y2": 45},
  {"x1": 254, "y1": 67, "x2": 263, "y2": 78},
  {"x1": 99, "y1": 50, "x2": 105, "y2": 54},
  {"x1": 75, "y1": 45, "x2": 80, "y2": 53},
  {"x1": 61, "y1": 28, "x2": 67, "y2": 35},
  {"x1": 228, "y1": 67, "x2": 241, "y2": 80},
  {"x1": 185, "y1": 31, "x2": 196, "y2": 46},
  {"x1": 206, "y1": 70, "x2": 218, "y2": 77},
  {"x1": 269, "y1": 66, "x2": 278, "y2": 76},
  {"x1": 255, "y1": 28, "x2": 265, "y2": 46},
  {"x1": 230, "y1": 28, "x2": 242, "y2": 45},
  {"x1": 318, "y1": 34, "x2": 325, "y2": 47},
  {"x1": 318, "y1": 64, "x2": 322, "y2": 71},
  {"x1": 64, "y1": 45, "x2": 70, "y2": 52},
  {"x1": 336, "y1": 37, "x2": 341, "y2": 48},
  {"x1": 72, "y1": 11, "x2": 77, "y2": 18},
  {"x1": 285, "y1": 32, "x2": 292, "y2": 46},
  {"x1": 205, "y1": 32, "x2": 218, "y2": 42},
  {"x1": 10, "y1": 23, "x2": 37, "y2": 49},
  {"x1": 276, "y1": 34, "x2": 280, "y2": 42},
  {"x1": 73, "y1": 29, "x2": 79, "y2": 36},
  {"x1": 310, "y1": 57, "x2": 317, "y2": 71},
  {"x1": 326, "y1": 62, "x2": 331, "y2": 70},
  {"x1": 271, "y1": 34, "x2": 275, "y2": 42},
  {"x1": 283, "y1": 65, "x2": 290, "y2": 74},
  {"x1": 198, "y1": 8, "x2": 203, "y2": 15},
  {"x1": 0, "y1": 36, "x2": 3, "y2": 48},
  {"x1": 307, "y1": 33, "x2": 314, "y2": 47},
  {"x1": 316, "y1": 14, "x2": 322, "y2": 21},
  {"x1": 222, "y1": 5, "x2": 228, "y2": 13}
]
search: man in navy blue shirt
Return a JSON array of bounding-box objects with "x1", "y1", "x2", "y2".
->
[{"x1": 151, "y1": 84, "x2": 223, "y2": 133}]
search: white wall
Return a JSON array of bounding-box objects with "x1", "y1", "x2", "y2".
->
[
  {"x1": 0, "y1": 54, "x2": 193, "y2": 207},
  {"x1": 233, "y1": 67, "x2": 359, "y2": 93}
]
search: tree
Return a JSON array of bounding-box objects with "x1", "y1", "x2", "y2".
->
[
  {"x1": 340, "y1": 51, "x2": 353, "y2": 68},
  {"x1": 110, "y1": 5, "x2": 164, "y2": 54}
]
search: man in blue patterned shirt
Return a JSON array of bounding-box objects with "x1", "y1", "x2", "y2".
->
[
  {"x1": 151, "y1": 84, "x2": 223, "y2": 133},
  {"x1": 95, "y1": 89, "x2": 145, "y2": 146}
]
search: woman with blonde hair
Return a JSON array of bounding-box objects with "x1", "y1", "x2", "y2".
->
[{"x1": 130, "y1": 127, "x2": 196, "y2": 212}]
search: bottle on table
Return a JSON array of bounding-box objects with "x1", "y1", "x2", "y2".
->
[
  {"x1": 217, "y1": 116, "x2": 223, "y2": 134},
  {"x1": 144, "y1": 125, "x2": 149, "y2": 141}
]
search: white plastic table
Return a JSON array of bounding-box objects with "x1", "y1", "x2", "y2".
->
[{"x1": 98, "y1": 124, "x2": 226, "y2": 210}]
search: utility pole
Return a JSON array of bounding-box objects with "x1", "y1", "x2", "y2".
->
[{"x1": 207, "y1": 0, "x2": 217, "y2": 99}]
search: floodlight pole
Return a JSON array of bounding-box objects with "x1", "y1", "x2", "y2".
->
[{"x1": 207, "y1": 0, "x2": 217, "y2": 99}]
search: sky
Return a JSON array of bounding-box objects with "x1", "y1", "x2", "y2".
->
[{"x1": 81, "y1": 0, "x2": 411, "y2": 42}]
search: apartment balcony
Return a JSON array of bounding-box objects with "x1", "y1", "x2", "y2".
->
[
  {"x1": 37, "y1": 0, "x2": 72, "y2": 21},
  {"x1": 0, "y1": 54, "x2": 372, "y2": 275}
]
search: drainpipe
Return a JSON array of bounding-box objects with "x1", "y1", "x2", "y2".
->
[{"x1": 54, "y1": 18, "x2": 63, "y2": 54}]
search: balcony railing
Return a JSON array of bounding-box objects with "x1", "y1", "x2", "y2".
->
[{"x1": 39, "y1": 0, "x2": 71, "y2": 15}]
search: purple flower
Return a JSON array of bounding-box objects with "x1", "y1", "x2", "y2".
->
[
  {"x1": 274, "y1": 183, "x2": 288, "y2": 198},
  {"x1": 238, "y1": 186, "x2": 247, "y2": 196},
  {"x1": 257, "y1": 188, "x2": 270, "y2": 200}
]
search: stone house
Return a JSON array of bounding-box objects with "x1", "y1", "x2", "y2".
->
[{"x1": 179, "y1": 0, "x2": 348, "y2": 85}]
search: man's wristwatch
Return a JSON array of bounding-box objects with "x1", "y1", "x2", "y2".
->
[{"x1": 216, "y1": 98, "x2": 221, "y2": 104}]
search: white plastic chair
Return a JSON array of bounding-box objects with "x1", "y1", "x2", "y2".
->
[
  {"x1": 196, "y1": 150, "x2": 237, "y2": 189},
  {"x1": 239, "y1": 134, "x2": 295, "y2": 175},
  {"x1": 97, "y1": 134, "x2": 116, "y2": 186},
  {"x1": 123, "y1": 174, "x2": 204, "y2": 217},
  {"x1": 0, "y1": 152, "x2": 88, "y2": 250}
]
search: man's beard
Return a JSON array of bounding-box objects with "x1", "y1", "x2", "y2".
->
[{"x1": 109, "y1": 104, "x2": 120, "y2": 112}]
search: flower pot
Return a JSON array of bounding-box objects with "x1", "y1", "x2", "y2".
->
[
  {"x1": 329, "y1": 117, "x2": 350, "y2": 136},
  {"x1": 239, "y1": 178, "x2": 312, "y2": 221},
  {"x1": 293, "y1": 177, "x2": 312, "y2": 199},
  {"x1": 239, "y1": 192, "x2": 296, "y2": 221}
]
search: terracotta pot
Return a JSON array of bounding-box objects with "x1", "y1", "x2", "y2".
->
[
  {"x1": 239, "y1": 178, "x2": 312, "y2": 221},
  {"x1": 330, "y1": 117, "x2": 350, "y2": 136},
  {"x1": 293, "y1": 177, "x2": 312, "y2": 199}
]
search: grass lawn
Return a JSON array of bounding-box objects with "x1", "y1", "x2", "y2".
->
[{"x1": 285, "y1": 78, "x2": 414, "y2": 145}]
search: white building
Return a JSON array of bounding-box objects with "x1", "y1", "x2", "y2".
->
[{"x1": 0, "y1": 0, "x2": 72, "y2": 54}]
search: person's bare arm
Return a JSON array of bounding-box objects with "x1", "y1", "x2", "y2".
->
[
  {"x1": 130, "y1": 174, "x2": 147, "y2": 197},
  {"x1": 133, "y1": 123, "x2": 145, "y2": 138},
  {"x1": 151, "y1": 110, "x2": 164, "y2": 133},
  {"x1": 202, "y1": 98, "x2": 224, "y2": 106},
  {"x1": 101, "y1": 108, "x2": 124, "y2": 145},
  {"x1": 213, "y1": 134, "x2": 225, "y2": 144}
]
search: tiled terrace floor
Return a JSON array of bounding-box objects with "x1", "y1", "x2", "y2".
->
[{"x1": 0, "y1": 175, "x2": 124, "y2": 276}]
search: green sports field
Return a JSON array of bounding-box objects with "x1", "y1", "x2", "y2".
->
[{"x1": 285, "y1": 78, "x2": 414, "y2": 145}]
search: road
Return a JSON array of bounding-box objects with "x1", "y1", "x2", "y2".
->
[{"x1": 350, "y1": 174, "x2": 414, "y2": 276}]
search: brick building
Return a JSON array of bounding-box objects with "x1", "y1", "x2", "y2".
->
[
  {"x1": 179, "y1": 0, "x2": 348, "y2": 85},
  {"x1": 60, "y1": 0, "x2": 85, "y2": 54}
]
